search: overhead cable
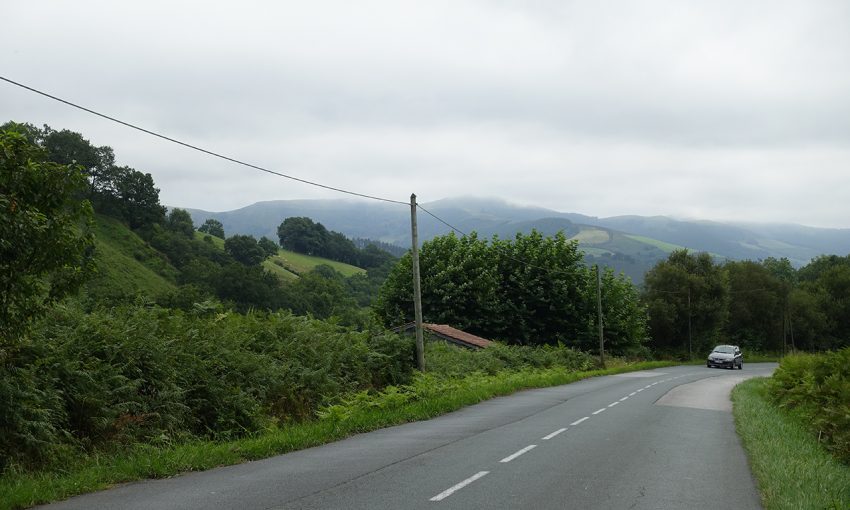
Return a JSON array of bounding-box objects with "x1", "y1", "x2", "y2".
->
[{"x1": 0, "y1": 75, "x2": 408, "y2": 206}]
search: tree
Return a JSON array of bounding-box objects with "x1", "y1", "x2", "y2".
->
[
  {"x1": 224, "y1": 235, "x2": 266, "y2": 266},
  {"x1": 722, "y1": 260, "x2": 784, "y2": 351},
  {"x1": 113, "y1": 167, "x2": 166, "y2": 230},
  {"x1": 257, "y1": 236, "x2": 279, "y2": 258},
  {"x1": 0, "y1": 129, "x2": 95, "y2": 345},
  {"x1": 585, "y1": 267, "x2": 649, "y2": 356},
  {"x1": 167, "y1": 208, "x2": 195, "y2": 238},
  {"x1": 375, "y1": 230, "x2": 646, "y2": 349},
  {"x1": 198, "y1": 218, "x2": 225, "y2": 239},
  {"x1": 642, "y1": 250, "x2": 728, "y2": 357},
  {"x1": 277, "y1": 217, "x2": 328, "y2": 255}
]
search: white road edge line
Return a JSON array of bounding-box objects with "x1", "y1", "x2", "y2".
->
[
  {"x1": 619, "y1": 397, "x2": 629, "y2": 401},
  {"x1": 629, "y1": 392, "x2": 637, "y2": 396},
  {"x1": 430, "y1": 471, "x2": 490, "y2": 501},
  {"x1": 542, "y1": 427, "x2": 567, "y2": 440},
  {"x1": 571, "y1": 417, "x2": 589, "y2": 426},
  {"x1": 608, "y1": 401, "x2": 620, "y2": 408},
  {"x1": 592, "y1": 408, "x2": 606, "y2": 415},
  {"x1": 500, "y1": 444, "x2": 537, "y2": 463}
]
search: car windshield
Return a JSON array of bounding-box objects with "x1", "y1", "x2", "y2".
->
[{"x1": 712, "y1": 346, "x2": 735, "y2": 354}]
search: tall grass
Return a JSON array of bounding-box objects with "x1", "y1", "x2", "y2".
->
[{"x1": 733, "y1": 378, "x2": 850, "y2": 509}]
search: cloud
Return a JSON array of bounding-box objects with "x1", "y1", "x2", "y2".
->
[{"x1": 2, "y1": 0, "x2": 849, "y2": 227}]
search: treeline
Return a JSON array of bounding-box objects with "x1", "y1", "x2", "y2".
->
[
  {"x1": 277, "y1": 216, "x2": 395, "y2": 269},
  {"x1": 376, "y1": 231, "x2": 648, "y2": 356},
  {"x1": 643, "y1": 250, "x2": 850, "y2": 356},
  {"x1": 0, "y1": 121, "x2": 391, "y2": 325}
]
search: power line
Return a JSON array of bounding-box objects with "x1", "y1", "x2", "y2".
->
[{"x1": 0, "y1": 75, "x2": 408, "y2": 206}]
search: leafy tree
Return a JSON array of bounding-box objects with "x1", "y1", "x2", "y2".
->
[
  {"x1": 585, "y1": 267, "x2": 649, "y2": 356},
  {"x1": 722, "y1": 260, "x2": 784, "y2": 351},
  {"x1": 198, "y1": 218, "x2": 225, "y2": 239},
  {"x1": 376, "y1": 230, "x2": 645, "y2": 349},
  {"x1": 214, "y1": 263, "x2": 279, "y2": 311},
  {"x1": 224, "y1": 235, "x2": 266, "y2": 266},
  {"x1": 113, "y1": 166, "x2": 166, "y2": 230},
  {"x1": 258, "y1": 236, "x2": 279, "y2": 258},
  {"x1": 167, "y1": 208, "x2": 195, "y2": 238},
  {"x1": 278, "y1": 217, "x2": 327, "y2": 255},
  {"x1": 0, "y1": 129, "x2": 95, "y2": 345},
  {"x1": 642, "y1": 250, "x2": 728, "y2": 357}
]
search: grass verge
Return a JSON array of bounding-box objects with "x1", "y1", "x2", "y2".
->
[
  {"x1": 732, "y1": 377, "x2": 850, "y2": 510},
  {"x1": 0, "y1": 360, "x2": 673, "y2": 509}
]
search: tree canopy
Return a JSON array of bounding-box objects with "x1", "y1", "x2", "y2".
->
[
  {"x1": 198, "y1": 218, "x2": 225, "y2": 239},
  {"x1": 277, "y1": 216, "x2": 394, "y2": 268},
  {"x1": 376, "y1": 230, "x2": 648, "y2": 353},
  {"x1": 0, "y1": 129, "x2": 95, "y2": 345}
]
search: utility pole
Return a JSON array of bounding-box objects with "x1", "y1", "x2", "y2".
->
[
  {"x1": 410, "y1": 194, "x2": 425, "y2": 371},
  {"x1": 687, "y1": 287, "x2": 692, "y2": 361},
  {"x1": 596, "y1": 265, "x2": 605, "y2": 368}
]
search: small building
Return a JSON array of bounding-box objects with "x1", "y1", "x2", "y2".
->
[{"x1": 393, "y1": 322, "x2": 493, "y2": 350}]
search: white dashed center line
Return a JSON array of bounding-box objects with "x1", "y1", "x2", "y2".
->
[
  {"x1": 428, "y1": 372, "x2": 697, "y2": 502},
  {"x1": 430, "y1": 471, "x2": 490, "y2": 501},
  {"x1": 500, "y1": 445, "x2": 537, "y2": 463},
  {"x1": 542, "y1": 428, "x2": 567, "y2": 440}
]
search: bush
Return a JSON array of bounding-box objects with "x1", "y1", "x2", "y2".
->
[
  {"x1": 768, "y1": 348, "x2": 850, "y2": 463},
  {"x1": 424, "y1": 340, "x2": 595, "y2": 378},
  {"x1": 0, "y1": 304, "x2": 414, "y2": 471}
]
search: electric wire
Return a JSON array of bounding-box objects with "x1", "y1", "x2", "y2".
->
[{"x1": 0, "y1": 75, "x2": 408, "y2": 206}]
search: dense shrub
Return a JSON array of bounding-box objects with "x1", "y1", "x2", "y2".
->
[
  {"x1": 0, "y1": 304, "x2": 413, "y2": 471},
  {"x1": 424, "y1": 340, "x2": 595, "y2": 378},
  {"x1": 768, "y1": 348, "x2": 850, "y2": 463}
]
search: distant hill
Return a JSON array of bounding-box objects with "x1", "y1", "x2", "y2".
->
[{"x1": 182, "y1": 197, "x2": 850, "y2": 283}]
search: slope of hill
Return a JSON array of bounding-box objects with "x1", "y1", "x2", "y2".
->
[{"x1": 81, "y1": 215, "x2": 178, "y2": 299}]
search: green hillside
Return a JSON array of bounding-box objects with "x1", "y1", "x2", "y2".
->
[
  {"x1": 82, "y1": 215, "x2": 178, "y2": 299},
  {"x1": 193, "y1": 232, "x2": 366, "y2": 279}
]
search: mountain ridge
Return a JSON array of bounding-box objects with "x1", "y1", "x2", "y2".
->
[{"x1": 180, "y1": 197, "x2": 850, "y2": 282}]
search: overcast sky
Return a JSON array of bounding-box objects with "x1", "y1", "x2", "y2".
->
[{"x1": 3, "y1": 1, "x2": 850, "y2": 227}]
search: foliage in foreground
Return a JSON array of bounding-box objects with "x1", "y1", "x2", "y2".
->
[
  {"x1": 0, "y1": 304, "x2": 413, "y2": 473},
  {"x1": 732, "y1": 378, "x2": 849, "y2": 509},
  {"x1": 0, "y1": 129, "x2": 95, "y2": 345},
  {"x1": 767, "y1": 348, "x2": 850, "y2": 463}
]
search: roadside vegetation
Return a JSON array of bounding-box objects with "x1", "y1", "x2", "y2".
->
[
  {"x1": 0, "y1": 333, "x2": 672, "y2": 509},
  {"x1": 733, "y1": 375, "x2": 850, "y2": 509}
]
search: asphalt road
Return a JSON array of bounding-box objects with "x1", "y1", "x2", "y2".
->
[{"x1": 40, "y1": 363, "x2": 777, "y2": 510}]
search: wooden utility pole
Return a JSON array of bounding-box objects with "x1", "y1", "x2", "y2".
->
[
  {"x1": 597, "y1": 265, "x2": 605, "y2": 368},
  {"x1": 687, "y1": 287, "x2": 693, "y2": 361},
  {"x1": 410, "y1": 194, "x2": 425, "y2": 371}
]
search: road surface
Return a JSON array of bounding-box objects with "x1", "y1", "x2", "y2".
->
[{"x1": 40, "y1": 363, "x2": 776, "y2": 510}]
